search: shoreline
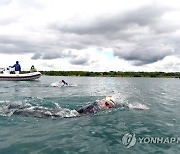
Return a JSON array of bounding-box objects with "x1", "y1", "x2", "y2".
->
[{"x1": 30, "y1": 71, "x2": 180, "y2": 78}]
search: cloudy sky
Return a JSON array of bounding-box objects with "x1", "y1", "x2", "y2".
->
[{"x1": 0, "y1": 0, "x2": 180, "y2": 72}]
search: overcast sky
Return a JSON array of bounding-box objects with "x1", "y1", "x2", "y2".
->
[{"x1": 0, "y1": 0, "x2": 180, "y2": 72}]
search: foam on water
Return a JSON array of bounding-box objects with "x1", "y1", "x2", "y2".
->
[
  {"x1": 0, "y1": 100, "x2": 10, "y2": 104},
  {"x1": 128, "y1": 102, "x2": 149, "y2": 110},
  {"x1": 50, "y1": 81, "x2": 62, "y2": 87},
  {"x1": 0, "y1": 101, "x2": 80, "y2": 118},
  {"x1": 111, "y1": 94, "x2": 149, "y2": 110},
  {"x1": 50, "y1": 81, "x2": 77, "y2": 87}
]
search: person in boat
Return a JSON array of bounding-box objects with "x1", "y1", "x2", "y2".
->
[
  {"x1": 11, "y1": 61, "x2": 21, "y2": 74},
  {"x1": 61, "y1": 80, "x2": 68, "y2": 86},
  {"x1": 3, "y1": 67, "x2": 10, "y2": 74},
  {"x1": 30, "y1": 65, "x2": 37, "y2": 72},
  {"x1": 77, "y1": 96, "x2": 115, "y2": 115}
]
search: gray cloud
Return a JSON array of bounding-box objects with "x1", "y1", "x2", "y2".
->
[
  {"x1": 114, "y1": 46, "x2": 171, "y2": 66},
  {"x1": 49, "y1": 5, "x2": 179, "y2": 65},
  {"x1": 113, "y1": 38, "x2": 174, "y2": 65},
  {"x1": 0, "y1": 2, "x2": 180, "y2": 68},
  {"x1": 31, "y1": 50, "x2": 76, "y2": 61},
  {"x1": 31, "y1": 53, "x2": 43, "y2": 60},
  {"x1": 69, "y1": 56, "x2": 89, "y2": 65},
  {"x1": 0, "y1": 36, "x2": 37, "y2": 54},
  {"x1": 57, "y1": 5, "x2": 168, "y2": 35}
]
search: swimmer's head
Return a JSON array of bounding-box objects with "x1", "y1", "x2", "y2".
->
[
  {"x1": 105, "y1": 101, "x2": 115, "y2": 108},
  {"x1": 105, "y1": 96, "x2": 115, "y2": 105},
  {"x1": 104, "y1": 96, "x2": 115, "y2": 108}
]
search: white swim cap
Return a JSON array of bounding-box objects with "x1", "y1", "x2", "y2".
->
[{"x1": 105, "y1": 96, "x2": 115, "y2": 104}]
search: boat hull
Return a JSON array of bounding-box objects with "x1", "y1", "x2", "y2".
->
[{"x1": 0, "y1": 72, "x2": 41, "y2": 81}]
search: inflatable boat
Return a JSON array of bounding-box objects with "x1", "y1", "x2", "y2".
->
[{"x1": 0, "y1": 72, "x2": 41, "y2": 81}]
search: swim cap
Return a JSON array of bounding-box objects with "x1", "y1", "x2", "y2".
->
[
  {"x1": 105, "y1": 96, "x2": 115, "y2": 102},
  {"x1": 105, "y1": 96, "x2": 112, "y2": 101},
  {"x1": 105, "y1": 96, "x2": 115, "y2": 106}
]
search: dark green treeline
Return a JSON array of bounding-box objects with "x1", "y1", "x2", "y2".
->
[{"x1": 37, "y1": 71, "x2": 180, "y2": 78}]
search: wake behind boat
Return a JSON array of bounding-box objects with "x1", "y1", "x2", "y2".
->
[{"x1": 0, "y1": 72, "x2": 41, "y2": 81}]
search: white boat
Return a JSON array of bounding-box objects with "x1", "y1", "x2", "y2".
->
[{"x1": 0, "y1": 72, "x2": 41, "y2": 81}]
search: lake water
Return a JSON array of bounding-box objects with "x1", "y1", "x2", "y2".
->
[{"x1": 0, "y1": 76, "x2": 180, "y2": 154}]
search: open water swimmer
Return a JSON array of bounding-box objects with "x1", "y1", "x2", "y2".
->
[{"x1": 0, "y1": 96, "x2": 148, "y2": 118}]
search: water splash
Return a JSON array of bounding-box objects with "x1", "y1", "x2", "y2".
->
[
  {"x1": 111, "y1": 94, "x2": 149, "y2": 110},
  {"x1": 0, "y1": 102, "x2": 79, "y2": 118},
  {"x1": 50, "y1": 81, "x2": 62, "y2": 87},
  {"x1": 50, "y1": 81, "x2": 77, "y2": 87},
  {"x1": 128, "y1": 102, "x2": 149, "y2": 110}
]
